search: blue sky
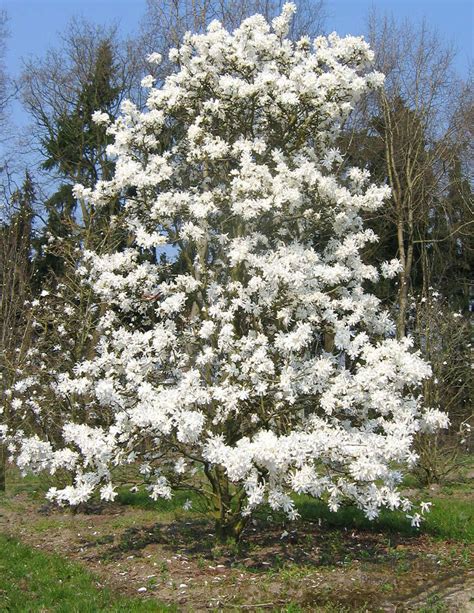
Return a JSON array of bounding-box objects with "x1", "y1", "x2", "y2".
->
[{"x1": 3, "y1": 0, "x2": 473, "y2": 129}]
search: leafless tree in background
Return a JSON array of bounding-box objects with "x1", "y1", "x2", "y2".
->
[
  {"x1": 0, "y1": 10, "x2": 18, "y2": 207},
  {"x1": 353, "y1": 12, "x2": 474, "y2": 479},
  {"x1": 140, "y1": 0, "x2": 326, "y2": 80},
  {"x1": 21, "y1": 18, "x2": 147, "y2": 170},
  {"x1": 366, "y1": 12, "x2": 472, "y2": 337},
  {"x1": 0, "y1": 10, "x2": 10, "y2": 133}
]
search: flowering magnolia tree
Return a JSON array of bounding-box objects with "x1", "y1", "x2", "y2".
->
[{"x1": 4, "y1": 4, "x2": 448, "y2": 540}]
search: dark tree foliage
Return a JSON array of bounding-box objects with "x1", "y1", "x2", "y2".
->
[
  {"x1": 429, "y1": 156, "x2": 473, "y2": 310},
  {"x1": 41, "y1": 40, "x2": 119, "y2": 183},
  {"x1": 33, "y1": 40, "x2": 122, "y2": 286}
]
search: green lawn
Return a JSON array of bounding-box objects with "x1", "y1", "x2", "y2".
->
[
  {"x1": 295, "y1": 494, "x2": 474, "y2": 543},
  {"x1": 0, "y1": 534, "x2": 173, "y2": 612}
]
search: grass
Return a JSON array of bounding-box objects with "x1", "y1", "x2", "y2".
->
[
  {"x1": 0, "y1": 534, "x2": 173, "y2": 612},
  {"x1": 6, "y1": 472, "x2": 471, "y2": 543},
  {"x1": 417, "y1": 593, "x2": 449, "y2": 613},
  {"x1": 116, "y1": 487, "x2": 204, "y2": 514},
  {"x1": 2, "y1": 470, "x2": 54, "y2": 498},
  {"x1": 117, "y1": 489, "x2": 472, "y2": 545},
  {"x1": 294, "y1": 495, "x2": 474, "y2": 543},
  {"x1": 117, "y1": 484, "x2": 474, "y2": 543},
  {"x1": 424, "y1": 497, "x2": 473, "y2": 542}
]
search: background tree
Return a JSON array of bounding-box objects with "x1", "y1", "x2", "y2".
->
[
  {"x1": 0, "y1": 11, "x2": 8, "y2": 127},
  {"x1": 0, "y1": 173, "x2": 35, "y2": 490},
  {"x1": 411, "y1": 292, "x2": 472, "y2": 484},
  {"x1": 22, "y1": 23, "x2": 136, "y2": 286},
  {"x1": 0, "y1": 10, "x2": 19, "y2": 207}
]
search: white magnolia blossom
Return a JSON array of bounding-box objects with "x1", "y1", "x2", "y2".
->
[
  {"x1": 381, "y1": 258, "x2": 403, "y2": 279},
  {"x1": 5, "y1": 5, "x2": 447, "y2": 530},
  {"x1": 91, "y1": 110, "x2": 111, "y2": 126}
]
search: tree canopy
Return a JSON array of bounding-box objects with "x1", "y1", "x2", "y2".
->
[{"x1": 3, "y1": 5, "x2": 451, "y2": 540}]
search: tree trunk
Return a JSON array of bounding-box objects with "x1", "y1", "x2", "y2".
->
[
  {"x1": 205, "y1": 463, "x2": 248, "y2": 542},
  {"x1": 397, "y1": 267, "x2": 409, "y2": 339},
  {"x1": 215, "y1": 515, "x2": 248, "y2": 543},
  {"x1": 0, "y1": 442, "x2": 6, "y2": 492}
]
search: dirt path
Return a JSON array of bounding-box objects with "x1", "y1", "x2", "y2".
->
[{"x1": 397, "y1": 572, "x2": 474, "y2": 612}]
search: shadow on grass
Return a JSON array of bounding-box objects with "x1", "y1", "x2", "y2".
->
[
  {"x1": 104, "y1": 486, "x2": 472, "y2": 568},
  {"x1": 104, "y1": 494, "x2": 446, "y2": 568},
  {"x1": 105, "y1": 514, "x2": 389, "y2": 571},
  {"x1": 117, "y1": 487, "x2": 473, "y2": 540},
  {"x1": 4, "y1": 467, "x2": 472, "y2": 547}
]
